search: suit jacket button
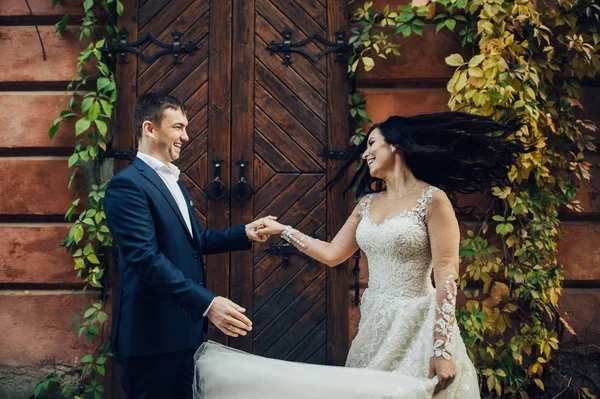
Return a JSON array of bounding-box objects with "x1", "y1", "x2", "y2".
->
[{"x1": 193, "y1": 251, "x2": 199, "y2": 258}]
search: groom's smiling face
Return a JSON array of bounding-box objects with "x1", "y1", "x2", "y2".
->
[{"x1": 147, "y1": 107, "x2": 189, "y2": 164}]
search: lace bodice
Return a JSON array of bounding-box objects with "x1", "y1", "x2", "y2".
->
[{"x1": 355, "y1": 186, "x2": 440, "y2": 298}]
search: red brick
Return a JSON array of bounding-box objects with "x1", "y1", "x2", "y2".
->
[
  {"x1": 0, "y1": 0, "x2": 82, "y2": 16},
  {"x1": 0, "y1": 26, "x2": 91, "y2": 82},
  {"x1": 0, "y1": 225, "x2": 77, "y2": 284},
  {"x1": 0, "y1": 158, "x2": 82, "y2": 215},
  {"x1": 558, "y1": 223, "x2": 600, "y2": 281},
  {"x1": 0, "y1": 290, "x2": 98, "y2": 366},
  {"x1": 362, "y1": 88, "x2": 450, "y2": 125},
  {"x1": 356, "y1": 26, "x2": 460, "y2": 83},
  {"x1": 0, "y1": 92, "x2": 78, "y2": 148}
]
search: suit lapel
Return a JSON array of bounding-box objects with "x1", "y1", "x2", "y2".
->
[
  {"x1": 133, "y1": 158, "x2": 196, "y2": 244},
  {"x1": 178, "y1": 180, "x2": 203, "y2": 249}
]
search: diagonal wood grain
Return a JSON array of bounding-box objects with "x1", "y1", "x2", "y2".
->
[
  {"x1": 255, "y1": 106, "x2": 323, "y2": 172},
  {"x1": 262, "y1": 294, "x2": 326, "y2": 359},
  {"x1": 254, "y1": 130, "x2": 299, "y2": 173},
  {"x1": 253, "y1": 272, "x2": 326, "y2": 351}
]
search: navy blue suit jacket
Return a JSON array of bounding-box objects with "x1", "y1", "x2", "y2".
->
[{"x1": 104, "y1": 157, "x2": 251, "y2": 357}]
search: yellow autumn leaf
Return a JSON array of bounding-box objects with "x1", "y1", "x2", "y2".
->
[{"x1": 445, "y1": 53, "x2": 465, "y2": 67}]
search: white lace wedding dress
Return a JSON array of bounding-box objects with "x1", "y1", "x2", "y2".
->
[{"x1": 193, "y1": 186, "x2": 480, "y2": 399}]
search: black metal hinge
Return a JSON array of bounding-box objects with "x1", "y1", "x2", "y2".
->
[
  {"x1": 99, "y1": 149, "x2": 135, "y2": 161},
  {"x1": 318, "y1": 148, "x2": 353, "y2": 161},
  {"x1": 264, "y1": 243, "x2": 317, "y2": 267},
  {"x1": 104, "y1": 29, "x2": 201, "y2": 65},
  {"x1": 267, "y1": 29, "x2": 349, "y2": 66}
]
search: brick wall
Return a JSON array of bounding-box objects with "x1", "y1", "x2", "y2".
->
[{"x1": 0, "y1": 2, "x2": 103, "y2": 398}]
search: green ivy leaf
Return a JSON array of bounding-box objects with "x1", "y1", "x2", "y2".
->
[
  {"x1": 68, "y1": 153, "x2": 79, "y2": 167},
  {"x1": 97, "y1": 77, "x2": 111, "y2": 91},
  {"x1": 95, "y1": 119, "x2": 108, "y2": 136},
  {"x1": 84, "y1": 307, "x2": 97, "y2": 318},
  {"x1": 88, "y1": 254, "x2": 100, "y2": 264},
  {"x1": 81, "y1": 97, "x2": 94, "y2": 113},
  {"x1": 117, "y1": 0, "x2": 124, "y2": 16},
  {"x1": 88, "y1": 102, "x2": 101, "y2": 121},
  {"x1": 74, "y1": 225, "x2": 84, "y2": 244},
  {"x1": 75, "y1": 118, "x2": 91, "y2": 136},
  {"x1": 81, "y1": 354, "x2": 94, "y2": 363},
  {"x1": 445, "y1": 18, "x2": 456, "y2": 31}
]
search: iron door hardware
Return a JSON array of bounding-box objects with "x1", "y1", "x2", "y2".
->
[
  {"x1": 267, "y1": 29, "x2": 349, "y2": 66},
  {"x1": 232, "y1": 159, "x2": 253, "y2": 202},
  {"x1": 105, "y1": 29, "x2": 202, "y2": 65},
  {"x1": 206, "y1": 159, "x2": 227, "y2": 201}
]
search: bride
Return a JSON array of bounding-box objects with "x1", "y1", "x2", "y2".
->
[{"x1": 193, "y1": 112, "x2": 528, "y2": 398}]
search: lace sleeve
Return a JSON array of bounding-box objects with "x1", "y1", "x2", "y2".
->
[
  {"x1": 426, "y1": 189, "x2": 460, "y2": 360},
  {"x1": 279, "y1": 200, "x2": 362, "y2": 267}
]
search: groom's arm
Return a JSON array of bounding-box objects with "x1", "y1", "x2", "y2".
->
[
  {"x1": 196, "y1": 222, "x2": 252, "y2": 255},
  {"x1": 105, "y1": 175, "x2": 214, "y2": 322}
]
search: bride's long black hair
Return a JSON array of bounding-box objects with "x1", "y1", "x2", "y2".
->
[{"x1": 329, "y1": 112, "x2": 530, "y2": 202}]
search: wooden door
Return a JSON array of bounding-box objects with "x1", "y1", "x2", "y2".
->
[{"x1": 116, "y1": 0, "x2": 349, "y2": 366}]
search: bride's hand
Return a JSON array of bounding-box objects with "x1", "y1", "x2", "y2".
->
[
  {"x1": 429, "y1": 356, "x2": 456, "y2": 394},
  {"x1": 255, "y1": 217, "x2": 287, "y2": 236}
]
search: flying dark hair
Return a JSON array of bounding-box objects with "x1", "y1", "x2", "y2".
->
[
  {"x1": 132, "y1": 92, "x2": 187, "y2": 139},
  {"x1": 329, "y1": 112, "x2": 530, "y2": 202}
]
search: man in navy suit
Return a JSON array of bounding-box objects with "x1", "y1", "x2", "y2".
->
[{"x1": 105, "y1": 93, "x2": 272, "y2": 399}]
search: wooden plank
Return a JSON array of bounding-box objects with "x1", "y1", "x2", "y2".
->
[
  {"x1": 0, "y1": 158, "x2": 81, "y2": 215},
  {"x1": 285, "y1": 318, "x2": 327, "y2": 362},
  {"x1": 0, "y1": 0, "x2": 82, "y2": 16},
  {"x1": 0, "y1": 92, "x2": 76, "y2": 148},
  {"x1": 255, "y1": 35, "x2": 326, "y2": 122},
  {"x1": 356, "y1": 26, "x2": 461, "y2": 83},
  {"x1": 206, "y1": 0, "x2": 232, "y2": 345},
  {"x1": 256, "y1": 63, "x2": 327, "y2": 145},
  {"x1": 229, "y1": 0, "x2": 255, "y2": 353},
  {"x1": 305, "y1": 343, "x2": 326, "y2": 364},
  {"x1": 262, "y1": 295, "x2": 326, "y2": 359},
  {"x1": 253, "y1": 271, "x2": 326, "y2": 343},
  {"x1": 114, "y1": 3, "x2": 138, "y2": 172},
  {"x1": 0, "y1": 225, "x2": 76, "y2": 284},
  {"x1": 254, "y1": 106, "x2": 324, "y2": 171},
  {"x1": 292, "y1": 0, "x2": 327, "y2": 30},
  {"x1": 255, "y1": 12, "x2": 326, "y2": 97},
  {"x1": 0, "y1": 26, "x2": 92, "y2": 83},
  {"x1": 362, "y1": 88, "x2": 450, "y2": 125},
  {"x1": 253, "y1": 155, "x2": 276, "y2": 190},
  {"x1": 255, "y1": 79, "x2": 326, "y2": 146},
  {"x1": 327, "y1": 0, "x2": 351, "y2": 366},
  {"x1": 254, "y1": 174, "x2": 299, "y2": 217},
  {"x1": 254, "y1": 131, "x2": 300, "y2": 173},
  {"x1": 0, "y1": 290, "x2": 97, "y2": 366},
  {"x1": 559, "y1": 223, "x2": 600, "y2": 281}
]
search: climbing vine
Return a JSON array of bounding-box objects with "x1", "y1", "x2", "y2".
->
[
  {"x1": 33, "y1": 0, "x2": 123, "y2": 397},
  {"x1": 348, "y1": 1, "x2": 598, "y2": 397}
]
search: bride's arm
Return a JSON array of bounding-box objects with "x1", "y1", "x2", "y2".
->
[
  {"x1": 427, "y1": 190, "x2": 459, "y2": 391},
  {"x1": 256, "y1": 201, "x2": 364, "y2": 267}
]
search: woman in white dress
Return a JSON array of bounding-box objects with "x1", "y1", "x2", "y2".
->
[{"x1": 193, "y1": 112, "x2": 528, "y2": 399}]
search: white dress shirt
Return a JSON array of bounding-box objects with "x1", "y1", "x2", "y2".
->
[{"x1": 136, "y1": 152, "x2": 214, "y2": 316}]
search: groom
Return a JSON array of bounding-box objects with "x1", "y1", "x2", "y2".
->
[{"x1": 105, "y1": 93, "x2": 271, "y2": 398}]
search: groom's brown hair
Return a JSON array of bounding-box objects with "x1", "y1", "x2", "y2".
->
[{"x1": 132, "y1": 92, "x2": 187, "y2": 139}]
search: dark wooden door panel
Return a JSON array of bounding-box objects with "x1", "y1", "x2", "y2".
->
[{"x1": 117, "y1": 0, "x2": 349, "y2": 369}]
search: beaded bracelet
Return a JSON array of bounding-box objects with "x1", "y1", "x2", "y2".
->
[{"x1": 281, "y1": 226, "x2": 313, "y2": 249}]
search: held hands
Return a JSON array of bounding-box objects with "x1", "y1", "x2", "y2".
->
[
  {"x1": 429, "y1": 355, "x2": 456, "y2": 394},
  {"x1": 245, "y1": 216, "x2": 279, "y2": 242},
  {"x1": 206, "y1": 296, "x2": 253, "y2": 338},
  {"x1": 254, "y1": 217, "x2": 286, "y2": 236}
]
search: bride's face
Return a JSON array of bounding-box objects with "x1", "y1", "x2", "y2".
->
[{"x1": 362, "y1": 129, "x2": 396, "y2": 179}]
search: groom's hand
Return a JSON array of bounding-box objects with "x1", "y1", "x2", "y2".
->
[
  {"x1": 245, "y1": 216, "x2": 277, "y2": 242},
  {"x1": 207, "y1": 296, "x2": 253, "y2": 338}
]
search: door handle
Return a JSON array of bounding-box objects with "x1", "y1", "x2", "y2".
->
[
  {"x1": 206, "y1": 159, "x2": 226, "y2": 200},
  {"x1": 232, "y1": 159, "x2": 253, "y2": 202}
]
